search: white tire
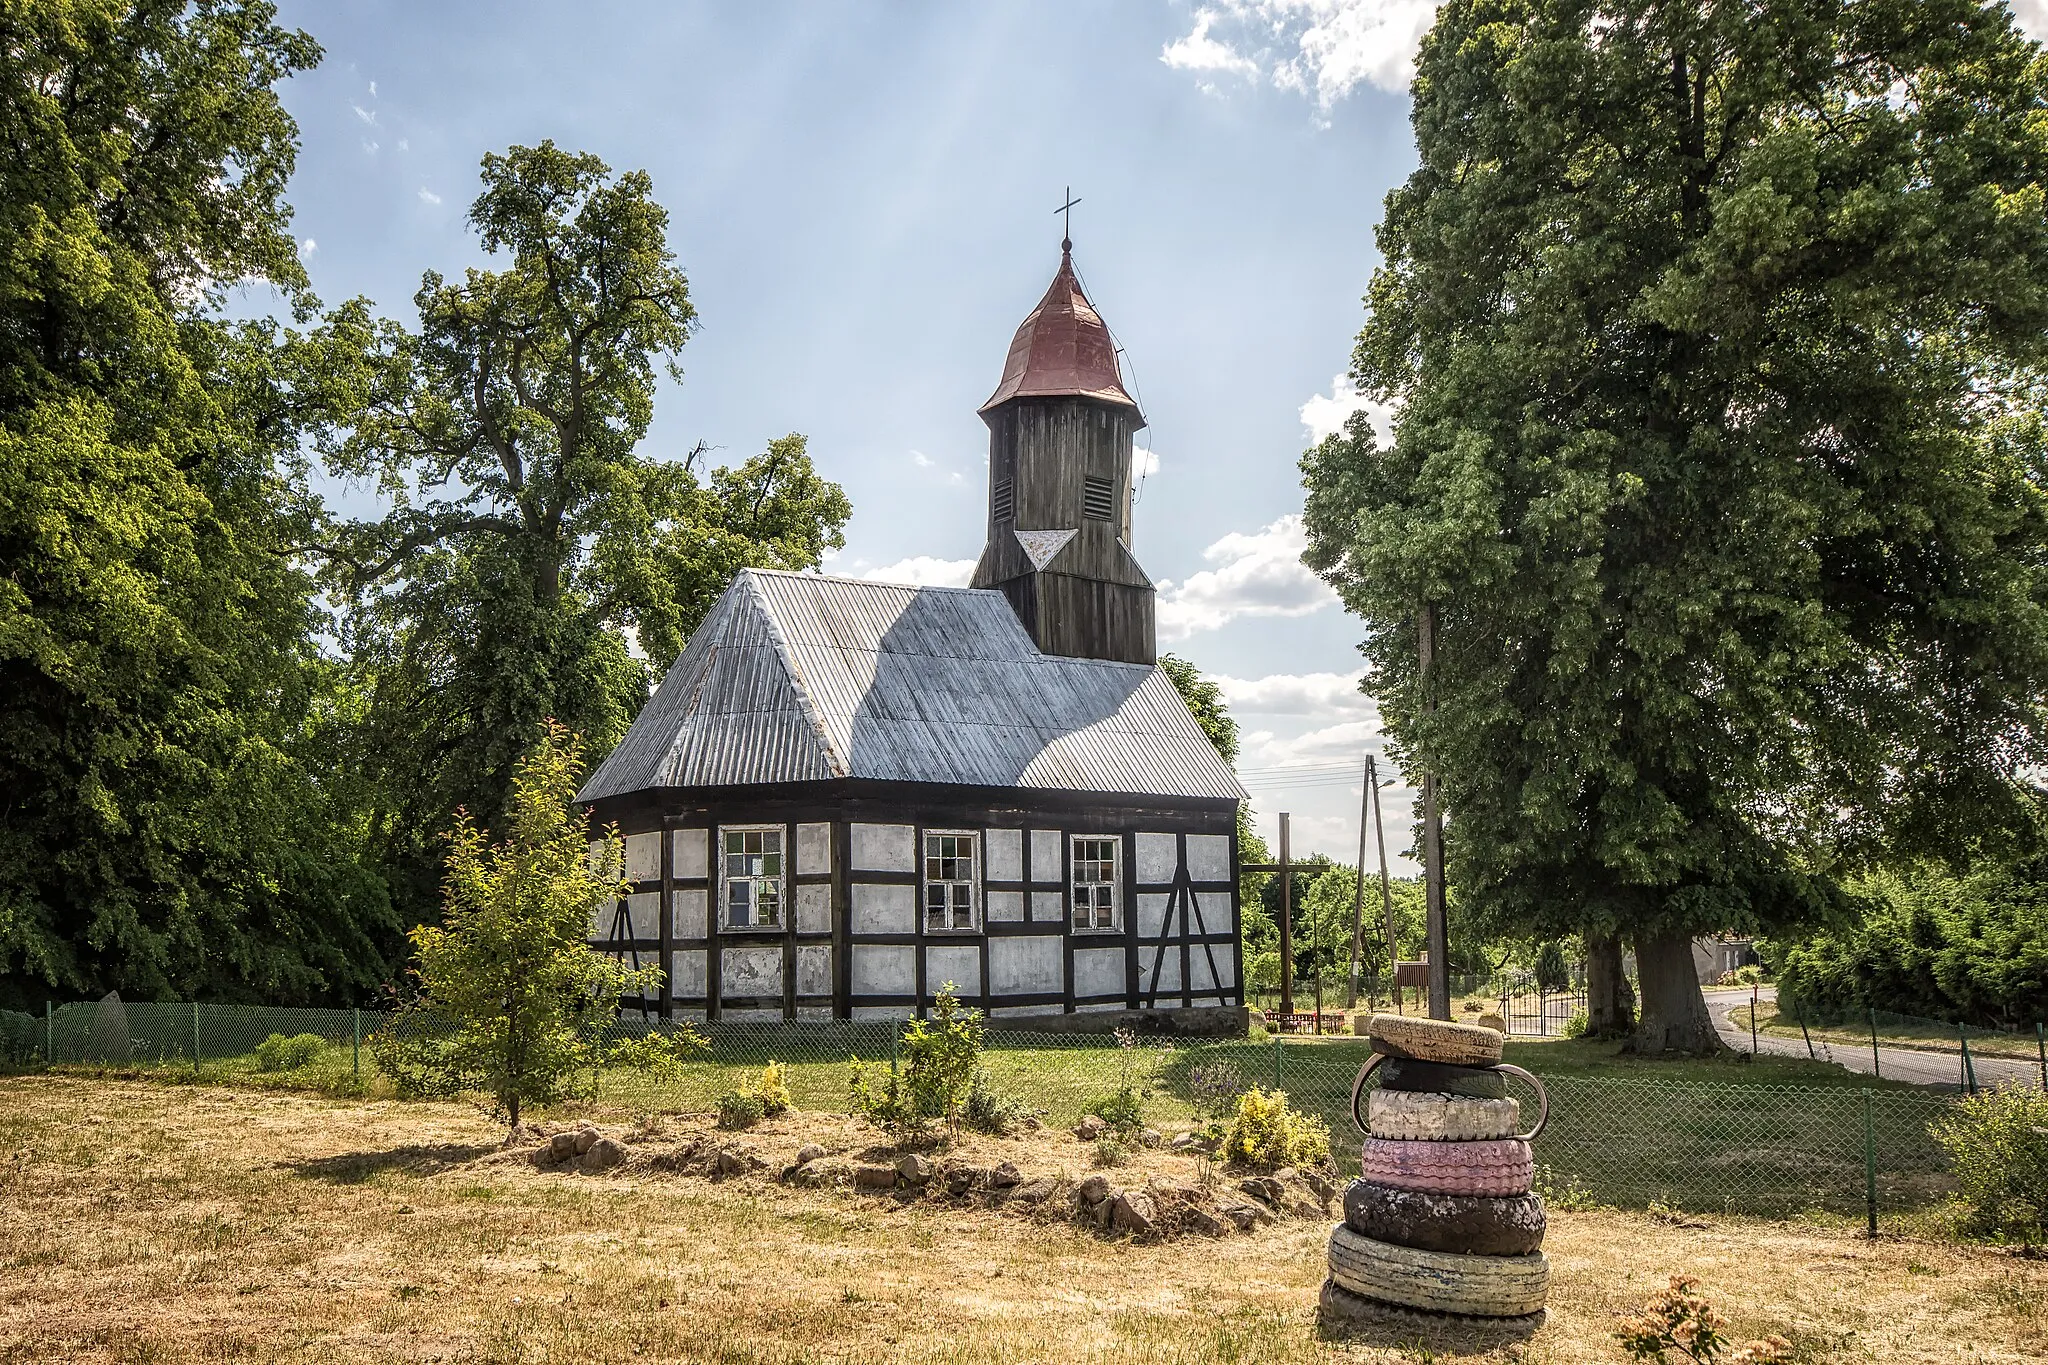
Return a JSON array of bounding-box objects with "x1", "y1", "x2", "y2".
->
[
  {"x1": 1368, "y1": 1089, "x2": 1521, "y2": 1141},
  {"x1": 1327, "y1": 1225, "x2": 1549, "y2": 1318}
]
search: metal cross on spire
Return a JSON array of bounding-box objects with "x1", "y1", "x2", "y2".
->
[{"x1": 1055, "y1": 186, "x2": 1081, "y2": 253}]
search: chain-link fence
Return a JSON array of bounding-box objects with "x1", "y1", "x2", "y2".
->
[
  {"x1": 1729, "y1": 995, "x2": 2048, "y2": 1092},
  {"x1": 6, "y1": 996, "x2": 1974, "y2": 1227}
]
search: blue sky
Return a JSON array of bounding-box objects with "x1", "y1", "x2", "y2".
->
[{"x1": 266, "y1": 0, "x2": 1447, "y2": 865}]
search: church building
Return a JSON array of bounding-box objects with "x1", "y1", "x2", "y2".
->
[{"x1": 575, "y1": 243, "x2": 1246, "y2": 1028}]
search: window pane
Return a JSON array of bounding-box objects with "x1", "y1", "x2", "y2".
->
[
  {"x1": 758, "y1": 882, "x2": 780, "y2": 925},
  {"x1": 728, "y1": 880, "x2": 752, "y2": 927}
]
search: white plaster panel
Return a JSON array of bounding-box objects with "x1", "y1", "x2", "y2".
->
[
  {"x1": 985, "y1": 828, "x2": 1023, "y2": 882},
  {"x1": 796, "y1": 1005, "x2": 833, "y2": 1021},
  {"x1": 990, "y1": 1004, "x2": 1055, "y2": 1018},
  {"x1": 1135, "y1": 833, "x2": 1178, "y2": 885},
  {"x1": 1213, "y1": 952, "x2": 1237, "y2": 988},
  {"x1": 587, "y1": 896, "x2": 611, "y2": 939},
  {"x1": 925, "y1": 945, "x2": 981, "y2": 996},
  {"x1": 852, "y1": 1005, "x2": 912, "y2": 1021},
  {"x1": 1073, "y1": 946, "x2": 1126, "y2": 1000},
  {"x1": 1186, "y1": 888, "x2": 1227, "y2": 937},
  {"x1": 585, "y1": 839, "x2": 604, "y2": 870},
  {"x1": 1139, "y1": 947, "x2": 1182, "y2": 994},
  {"x1": 669, "y1": 950, "x2": 708, "y2": 999},
  {"x1": 670, "y1": 1007, "x2": 707, "y2": 1022},
  {"x1": 625, "y1": 831, "x2": 663, "y2": 883},
  {"x1": 990, "y1": 935, "x2": 1062, "y2": 997},
  {"x1": 797, "y1": 822, "x2": 832, "y2": 875},
  {"x1": 1187, "y1": 834, "x2": 1231, "y2": 883},
  {"x1": 1191, "y1": 948, "x2": 1219, "y2": 993},
  {"x1": 1137, "y1": 892, "x2": 1173, "y2": 938},
  {"x1": 629, "y1": 892, "x2": 660, "y2": 938},
  {"x1": 851, "y1": 882, "x2": 915, "y2": 935},
  {"x1": 796, "y1": 945, "x2": 833, "y2": 996},
  {"x1": 985, "y1": 890, "x2": 1024, "y2": 923},
  {"x1": 722, "y1": 1008, "x2": 785, "y2": 1023},
  {"x1": 852, "y1": 945, "x2": 916, "y2": 996},
  {"x1": 671, "y1": 888, "x2": 707, "y2": 940},
  {"x1": 851, "y1": 823, "x2": 915, "y2": 872},
  {"x1": 721, "y1": 946, "x2": 783, "y2": 999},
  {"x1": 672, "y1": 828, "x2": 708, "y2": 880},
  {"x1": 1031, "y1": 890, "x2": 1067, "y2": 923},
  {"x1": 796, "y1": 883, "x2": 832, "y2": 934},
  {"x1": 1030, "y1": 829, "x2": 1063, "y2": 882}
]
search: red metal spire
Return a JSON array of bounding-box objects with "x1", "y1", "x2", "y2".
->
[{"x1": 979, "y1": 246, "x2": 1144, "y2": 425}]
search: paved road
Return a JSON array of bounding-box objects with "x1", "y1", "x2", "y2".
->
[{"x1": 1704, "y1": 986, "x2": 2043, "y2": 1091}]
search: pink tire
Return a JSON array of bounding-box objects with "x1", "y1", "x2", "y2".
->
[{"x1": 1359, "y1": 1137, "x2": 1533, "y2": 1197}]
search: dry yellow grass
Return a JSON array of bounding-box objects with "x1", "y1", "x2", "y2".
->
[{"x1": 0, "y1": 1076, "x2": 2041, "y2": 1364}]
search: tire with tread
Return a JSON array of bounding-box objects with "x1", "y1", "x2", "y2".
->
[
  {"x1": 1344, "y1": 1179, "x2": 1546, "y2": 1256},
  {"x1": 1372, "y1": 1056, "x2": 1509, "y2": 1098},
  {"x1": 1368, "y1": 1089, "x2": 1520, "y2": 1141},
  {"x1": 1326, "y1": 1225, "x2": 1549, "y2": 1318},
  {"x1": 1318, "y1": 1278, "x2": 1545, "y2": 1334},
  {"x1": 1360, "y1": 1137, "x2": 1533, "y2": 1196},
  {"x1": 1368, "y1": 1014, "x2": 1505, "y2": 1066}
]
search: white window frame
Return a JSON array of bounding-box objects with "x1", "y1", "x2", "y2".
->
[
  {"x1": 921, "y1": 829, "x2": 980, "y2": 933},
  {"x1": 719, "y1": 825, "x2": 786, "y2": 932},
  {"x1": 1070, "y1": 834, "x2": 1121, "y2": 933}
]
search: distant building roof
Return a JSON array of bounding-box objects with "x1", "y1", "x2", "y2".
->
[
  {"x1": 577, "y1": 570, "x2": 1241, "y2": 803},
  {"x1": 979, "y1": 247, "x2": 1144, "y2": 423}
]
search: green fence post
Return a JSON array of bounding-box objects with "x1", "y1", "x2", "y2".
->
[
  {"x1": 2037, "y1": 1022, "x2": 2045, "y2": 1093},
  {"x1": 1795, "y1": 998, "x2": 1815, "y2": 1060},
  {"x1": 890, "y1": 1019, "x2": 900, "y2": 1081},
  {"x1": 352, "y1": 1008, "x2": 362, "y2": 1082},
  {"x1": 1960, "y1": 1028, "x2": 1977, "y2": 1095},
  {"x1": 1273, "y1": 1033, "x2": 1283, "y2": 1091},
  {"x1": 1862, "y1": 1088, "x2": 1878, "y2": 1237},
  {"x1": 1869, "y1": 1008, "x2": 1881, "y2": 1079},
  {"x1": 191, "y1": 1001, "x2": 201, "y2": 1074},
  {"x1": 45, "y1": 1000, "x2": 52, "y2": 1065}
]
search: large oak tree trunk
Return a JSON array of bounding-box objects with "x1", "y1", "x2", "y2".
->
[
  {"x1": 1628, "y1": 929, "x2": 1722, "y2": 1054},
  {"x1": 1584, "y1": 933, "x2": 1632, "y2": 1038}
]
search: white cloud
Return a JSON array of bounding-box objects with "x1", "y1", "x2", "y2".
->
[
  {"x1": 2016, "y1": 0, "x2": 2048, "y2": 39},
  {"x1": 351, "y1": 102, "x2": 376, "y2": 125},
  {"x1": 397, "y1": 138, "x2": 410, "y2": 152},
  {"x1": 362, "y1": 139, "x2": 379, "y2": 154},
  {"x1": 1133, "y1": 445, "x2": 1160, "y2": 479},
  {"x1": 368, "y1": 80, "x2": 378, "y2": 96},
  {"x1": 1161, "y1": 8, "x2": 1259, "y2": 79},
  {"x1": 418, "y1": 187, "x2": 442, "y2": 204},
  {"x1": 297, "y1": 238, "x2": 317, "y2": 258},
  {"x1": 911, "y1": 450, "x2": 933, "y2": 468},
  {"x1": 1300, "y1": 373, "x2": 1398, "y2": 444},
  {"x1": 1215, "y1": 670, "x2": 1371, "y2": 716},
  {"x1": 861, "y1": 556, "x2": 976, "y2": 588},
  {"x1": 1162, "y1": 1, "x2": 1437, "y2": 106},
  {"x1": 1156, "y1": 514, "x2": 1337, "y2": 639}
]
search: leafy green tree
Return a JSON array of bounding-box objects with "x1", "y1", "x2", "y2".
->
[
  {"x1": 1160, "y1": 653, "x2": 1239, "y2": 764},
  {"x1": 399, "y1": 723, "x2": 663, "y2": 1127},
  {"x1": 1303, "y1": 0, "x2": 2048, "y2": 1051},
  {"x1": 308, "y1": 143, "x2": 851, "y2": 918},
  {"x1": 0, "y1": 1, "x2": 402, "y2": 1006}
]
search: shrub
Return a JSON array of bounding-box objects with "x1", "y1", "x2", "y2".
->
[
  {"x1": 1562, "y1": 1009, "x2": 1591, "y2": 1040},
  {"x1": 600, "y1": 1026, "x2": 709, "y2": 1085},
  {"x1": 1090, "y1": 1085, "x2": 1145, "y2": 1136},
  {"x1": 1930, "y1": 1084, "x2": 2048, "y2": 1243},
  {"x1": 1093, "y1": 1136, "x2": 1128, "y2": 1167},
  {"x1": 752, "y1": 1059, "x2": 793, "y2": 1116},
  {"x1": 1617, "y1": 1275, "x2": 1790, "y2": 1363},
  {"x1": 848, "y1": 985, "x2": 986, "y2": 1141},
  {"x1": 1187, "y1": 1060, "x2": 1248, "y2": 1120},
  {"x1": 1534, "y1": 940, "x2": 1571, "y2": 993},
  {"x1": 1219, "y1": 1087, "x2": 1330, "y2": 1170},
  {"x1": 716, "y1": 1090, "x2": 766, "y2": 1130},
  {"x1": 254, "y1": 1032, "x2": 326, "y2": 1072},
  {"x1": 961, "y1": 1068, "x2": 1029, "y2": 1135}
]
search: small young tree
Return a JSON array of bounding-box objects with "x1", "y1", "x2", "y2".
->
[{"x1": 403, "y1": 722, "x2": 660, "y2": 1127}]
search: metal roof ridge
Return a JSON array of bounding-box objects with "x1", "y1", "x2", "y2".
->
[
  {"x1": 743, "y1": 571, "x2": 850, "y2": 778},
  {"x1": 741, "y1": 566, "x2": 1003, "y2": 596}
]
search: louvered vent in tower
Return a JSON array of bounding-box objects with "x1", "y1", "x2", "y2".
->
[
  {"x1": 993, "y1": 477, "x2": 1014, "y2": 523},
  {"x1": 1082, "y1": 475, "x2": 1113, "y2": 521}
]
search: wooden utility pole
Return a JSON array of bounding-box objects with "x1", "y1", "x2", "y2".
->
[
  {"x1": 1348, "y1": 760, "x2": 1370, "y2": 1010},
  {"x1": 1420, "y1": 602, "x2": 1450, "y2": 1019},
  {"x1": 1278, "y1": 812, "x2": 1294, "y2": 1021}
]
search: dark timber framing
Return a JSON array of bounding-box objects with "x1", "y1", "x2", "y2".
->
[{"x1": 588, "y1": 778, "x2": 1241, "y2": 1025}]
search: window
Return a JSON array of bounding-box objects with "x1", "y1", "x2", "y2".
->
[
  {"x1": 1071, "y1": 836, "x2": 1119, "y2": 931},
  {"x1": 1082, "y1": 475, "x2": 1114, "y2": 521},
  {"x1": 721, "y1": 827, "x2": 783, "y2": 930},
  {"x1": 924, "y1": 831, "x2": 978, "y2": 932}
]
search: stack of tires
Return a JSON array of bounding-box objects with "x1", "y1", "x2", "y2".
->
[{"x1": 1320, "y1": 1013, "x2": 1551, "y2": 1327}]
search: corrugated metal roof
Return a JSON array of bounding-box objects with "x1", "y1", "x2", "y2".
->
[{"x1": 577, "y1": 570, "x2": 1244, "y2": 803}]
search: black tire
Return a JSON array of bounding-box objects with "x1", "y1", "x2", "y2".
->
[
  {"x1": 1344, "y1": 1179, "x2": 1547, "y2": 1256},
  {"x1": 1326, "y1": 1226, "x2": 1549, "y2": 1318},
  {"x1": 1373, "y1": 1056, "x2": 1509, "y2": 1098}
]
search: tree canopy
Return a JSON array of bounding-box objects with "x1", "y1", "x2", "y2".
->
[
  {"x1": 1302, "y1": 0, "x2": 2048, "y2": 1049},
  {"x1": 0, "y1": 1, "x2": 401, "y2": 1007},
  {"x1": 308, "y1": 143, "x2": 851, "y2": 921}
]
